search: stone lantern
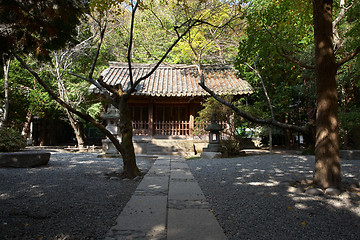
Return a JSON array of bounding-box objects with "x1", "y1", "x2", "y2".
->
[
  {"x1": 101, "y1": 105, "x2": 121, "y2": 154},
  {"x1": 201, "y1": 113, "x2": 223, "y2": 158}
]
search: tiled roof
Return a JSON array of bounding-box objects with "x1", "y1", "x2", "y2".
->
[{"x1": 98, "y1": 62, "x2": 253, "y2": 97}]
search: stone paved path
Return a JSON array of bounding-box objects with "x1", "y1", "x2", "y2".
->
[{"x1": 104, "y1": 155, "x2": 227, "y2": 240}]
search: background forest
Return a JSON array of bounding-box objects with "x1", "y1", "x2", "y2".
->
[{"x1": 1, "y1": 0, "x2": 359, "y2": 150}]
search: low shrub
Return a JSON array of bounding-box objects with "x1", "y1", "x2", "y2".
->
[
  {"x1": 302, "y1": 146, "x2": 315, "y2": 155},
  {"x1": 220, "y1": 138, "x2": 246, "y2": 157},
  {"x1": 0, "y1": 127, "x2": 27, "y2": 152}
]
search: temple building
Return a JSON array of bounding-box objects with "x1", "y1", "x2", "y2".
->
[{"x1": 98, "y1": 62, "x2": 253, "y2": 139}]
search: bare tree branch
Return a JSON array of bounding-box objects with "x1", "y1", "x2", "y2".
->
[
  {"x1": 68, "y1": 72, "x2": 113, "y2": 100},
  {"x1": 187, "y1": 31, "x2": 200, "y2": 62},
  {"x1": 149, "y1": 8, "x2": 175, "y2": 36},
  {"x1": 333, "y1": 0, "x2": 354, "y2": 52},
  {"x1": 336, "y1": 46, "x2": 360, "y2": 68},
  {"x1": 97, "y1": 76, "x2": 118, "y2": 96},
  {"x1": 245, "y1": 63, "x2": 275, "y2": 120},
  {"x1": 89, "y1": 23, "x2": 106, "y2": 80},
  {"x1": 125, "y1": 19, "x2": 203, "y2": 96},
  {"x1": 198, "y1": 75, "x2": 309, "y2": 133},
  {"x1": 127, "y1": 2, "x2": 139, "y2": 87},
  {"x1": 173, "y1": 18, "x2": 193, "y2": 37}
]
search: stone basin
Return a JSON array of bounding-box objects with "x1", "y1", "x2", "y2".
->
[{"x1": 0, "y1": 150, "x2": 51, "y2": 168}]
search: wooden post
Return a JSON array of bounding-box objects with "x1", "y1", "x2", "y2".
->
[
  {"x1": 189, "y1": 114, "x2": 194, "y2": 136},
  {"x1": 148, "y1": 102, "x2": 153, "y2": 136}
]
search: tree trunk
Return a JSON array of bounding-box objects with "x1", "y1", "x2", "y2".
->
[
  {"x1": 70, "y1": 118, "x2": 85, "y2": 149},
  {"x1": 1, "y1": 57, "x2": 10, "y2": 128},
  {"x1": 55, "y1": 69, "x2": 86, "y2": 149},
  {"x1": 21, "y1": 111, "x2": 32, "y2": 138},
  {"x1": 118, "y1": 97, "x2": 140, "y2": 178},
  {"x1": 75, "y1": 121, "x2": 86, "y2": 148},
  {"x1": 65, "y1": 110, "x2": 86, "y2": 148},
  {"x1": 313, "y1": 0, "x2": 341, "y2": 188}
]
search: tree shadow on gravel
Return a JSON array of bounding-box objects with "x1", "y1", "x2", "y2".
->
[
  {"x1": 0, "y1": 152, "x2": 155, "y2": 240},
  {"x1": 188, "y1": 154, "x2": 360, "y2": 240}
]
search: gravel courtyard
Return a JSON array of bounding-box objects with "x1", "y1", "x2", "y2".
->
[
  {"x1": 0, "y1": 151, "x2": 155, "y2": 240},
  {"x1": 188, "y1": 154, "x2": 360, "y2": 240},
  {"x1": 1, "y1": 150, "x2": 359, "y2": 240}
]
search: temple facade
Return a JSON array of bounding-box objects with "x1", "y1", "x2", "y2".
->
[{"x1": 98, "y1": 62, "x2": 253, "y2": 138}]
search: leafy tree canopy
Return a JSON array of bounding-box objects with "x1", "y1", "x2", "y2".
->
[
  {"x1": 237, "y1": 0, "x2": 358, "y2": 119},
  {"x1": 0, "y1": 0, "x2": 87, "y2": 61}
]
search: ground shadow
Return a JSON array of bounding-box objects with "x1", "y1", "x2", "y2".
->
[
  {"x1": 0, "y1": 151, "x2": 154, "y2": 240},
  {"x1": 188, "y1": 154, "x2": 360, "y2": 240}
]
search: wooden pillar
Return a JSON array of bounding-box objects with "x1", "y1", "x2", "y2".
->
[
  {"x1": 189, "y1": 104, "x2": 194, "y2": 136},
  {"x1": 148, "y1": 101, "x2": 154, "y2": 136}
]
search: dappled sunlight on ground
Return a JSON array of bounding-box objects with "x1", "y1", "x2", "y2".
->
[
  {"x1": 147, "y1": 224, "x2": 166, "y2": 239},
  {"x1": 188, "y1": 154, "x2": 360, "y2": 240},
  {"x1": 0, "y1": 152, "x2": 155, "y2": 239}
]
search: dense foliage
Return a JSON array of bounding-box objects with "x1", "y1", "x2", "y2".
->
[
  {"x1": 235, "y1": 0, "x2": 360, "y2": 149},
  {"x1": 0, "y1": 0, "x2": 85, "y2": 61},
  {"x1": 0, "y1": 127, "x2": 26, "y2": 152}
]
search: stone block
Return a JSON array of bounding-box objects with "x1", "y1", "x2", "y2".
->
[
  {"x1": 106, "y1": 195, "x2": 167, "y2": 239},
  {"x1": 0, "y1": 151, "x2": 50, "y2": 168},
  {"x1": 135, "y1": 176, "x2": 169, "y2": 196},
  {"x1": 167, "y1": 209, "x2": 227, "y2": 240},
  {"x1": 305, "y1": 188, "x2": 324, "y2": 196},
  {"x1": 168, "y1": 181, "x2": 206, "y2": 201},
  {"x1": 200, "y1": 152, "x2": 222, "y2": 159},
  {"x1": 325, "y1": 187, "x2": 341, "y2": 196},
  {"x1": 203, "y1": 143, "x2": 221, "y2": 152},
  {"x1": 170, "y1": 169, "x2": 195, "y2": 181},
  {"x1": 102, "y1": 138, "x2": 119, "y2": 154}
]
